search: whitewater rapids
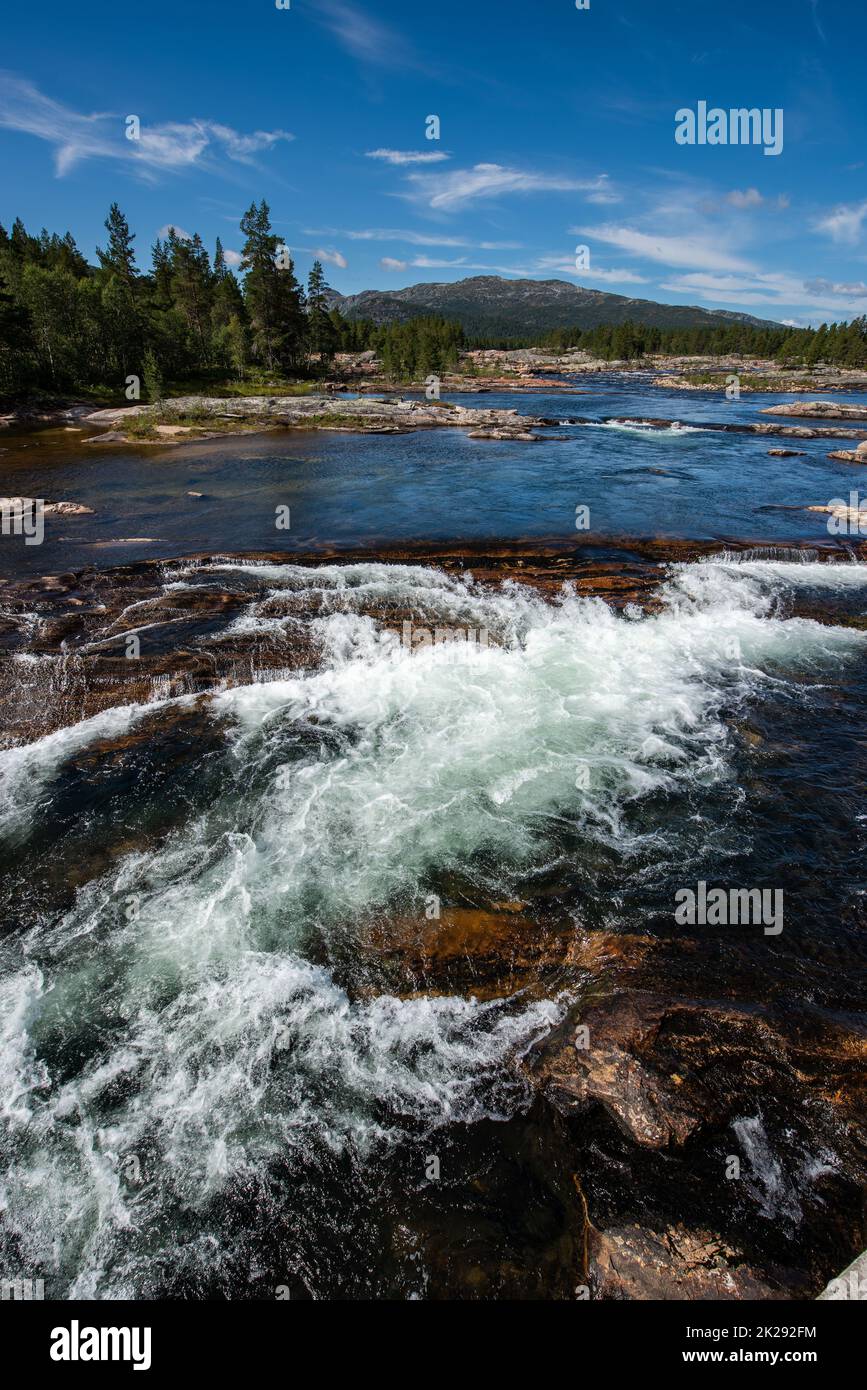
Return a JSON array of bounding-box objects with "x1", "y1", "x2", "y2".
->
[{"x1": 1, "y1": 554, "x2": 865, "y2": 1297}]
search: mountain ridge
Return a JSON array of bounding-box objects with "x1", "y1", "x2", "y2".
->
[{"x1": 325, "y1": 275, "x2": 781, "y2": 337}]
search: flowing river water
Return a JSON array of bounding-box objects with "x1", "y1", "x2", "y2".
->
[{"x1": 1, "y1": 380, "x2": 867, "y2": 1298}]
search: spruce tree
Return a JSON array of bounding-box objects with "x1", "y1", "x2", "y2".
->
[
  {"x1": 97, "y1": 203, "x2": 137, "y2": 284},
  {"x1": 307, "y1": 260, "x2": 338, "y2": 364},
  {"x1": 239, "y1": 200, "x2": 306, "y2": 373}
]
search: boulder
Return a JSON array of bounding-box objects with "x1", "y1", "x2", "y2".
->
[
  {"x1": 762, "y1": 401, "x2": 867, "y2": 421},
  {"x1": 589, "y1": 1223, "x2": 784, "y2": 1300},
  {"x1": 0, "y1": 496, "x2": 93, "y2": 516}
]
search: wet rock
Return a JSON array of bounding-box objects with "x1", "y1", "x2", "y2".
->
[
  {"x1": 767, "y1": 449, "x2": 807, "y2": 457},
  {"x1": 468, "y1": 428, "x2": 542, "y2": 442},
  {"x1": 589, "y1": 1223, "x2": 786, "y2": 1300},
  {"x1": 362, "y1": 904, "x2": 578, "y2": 1001},
  {"x1": 598, "y1": 415, "x2": 867, "y2": 440},
  {"x1": 0, "y1": 496, "x2": 94, "y2": 515},
  {"x1": 828, "y1": 441, "x2": 867, "y2": 463},
  {"x1": 528, "y1": 992, "x2": 705, "y2": 1149},
  {"x1": 807, "y1": 502, "x2": 866, "y2": 528}
]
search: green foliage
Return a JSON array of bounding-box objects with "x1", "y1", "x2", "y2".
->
[
  {"x1": 0, "y1": 202, "x2": 317, "y2": 399},
  {"x1": 536, "y1": 317, "x2": 867, "y2": 367},
  {"x1": 306, "y1": 260, "x2": 338, "y2": 364},
  {"x1": 340, "y1": 315, "x2": 464, "y2": 380},
  {"x1": 240, "y1": 200, "x2": 307, "y2": 372},
  {"x1": 142, "y1": 347, "x2": 163, "y2": 403}
]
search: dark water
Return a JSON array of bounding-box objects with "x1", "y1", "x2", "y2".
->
[{"x1": 3, "y1": 375, "x2": 867, "y2": 578}]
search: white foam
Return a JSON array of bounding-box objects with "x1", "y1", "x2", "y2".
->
[{"x1": 1, "y1": 556, "x2": 865, "y2": 1294}]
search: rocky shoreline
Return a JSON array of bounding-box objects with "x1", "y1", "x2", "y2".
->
[{"x1": 79, "y1": 394, "x2": 557, "y2": 443}]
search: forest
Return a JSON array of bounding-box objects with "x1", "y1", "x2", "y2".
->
[{"x1": 1, "y1": 200, "x2": 866, "y2": 400}]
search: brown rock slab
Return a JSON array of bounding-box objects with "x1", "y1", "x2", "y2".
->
[{"x1": 589, "y1": 1224, "x2": 785, "y2": 1300}]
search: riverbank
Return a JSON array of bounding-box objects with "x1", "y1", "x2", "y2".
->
[{"x1": 7, "y1": 357, "x2": 867, "y2": 436}]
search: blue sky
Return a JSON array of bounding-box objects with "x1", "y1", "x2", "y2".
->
[{"x1": 1, "y1": 0, "x2": 865, "y2": 326}]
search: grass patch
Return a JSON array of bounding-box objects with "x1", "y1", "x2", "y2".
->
[
  {"x1": 123, "y1": 415, "x2": 159, "y2": 438},
  {"x1": 164, "y1": 373, "x2": 319, "y2": 398},
  {"x1": 291, "y1": 413, "x2": 377, "y2": 430}
]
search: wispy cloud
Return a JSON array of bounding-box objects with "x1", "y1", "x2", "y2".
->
[
  {"x1": 573, "y1": 223, "x2": 754, "y2": 272},
  {"x1": 380, "y1": 257, "x2": 408, "y2": 271},
  {"x1": 366, "y1": 148, "x2": 449, "y2": 165},
  {"x1": 661, "y1": 270, "x2": 867, "y2": 316},
  {"x1": 533, "y1": 256, "x2": 649, "y2": 284},
  {"x1": 814, "y1": 198, "x2": 867, "y2": 245},
  {"x1": 809, "y1": 0, "x2": 827, "y2": 44},
  {"x1": 405, "y1": 163, "x2": 611, "y2": 211},
  {"x1": 0, "y1": 72, "x2": 293, "y2": 179},
  {"x1": 313, "y1": 1, "x2": 414, "y2": 68},
  {"x1": 583, "y1": 175, "x2": 621, "y2": 205},
  {"x1": 309, "y1": 227, "x2": 523, "y2": 250},
  {"x1": 721, "y1": 188, "x2": 790, "y2": 211}
]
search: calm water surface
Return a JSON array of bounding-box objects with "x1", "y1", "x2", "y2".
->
[{"x1": 3, "y1": 374, "x2": 867, "y2": 577}]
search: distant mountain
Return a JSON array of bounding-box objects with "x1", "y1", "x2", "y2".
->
[{"x1": 326, "y1": 275, "x2": 781, "y2": 337}]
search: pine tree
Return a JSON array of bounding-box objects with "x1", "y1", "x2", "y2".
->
[
  {"x1": 239, "y1": 200, "x2": 306, "y2": 373},
  {"x1": 97, "y1": 203, "x2": 137, "y2": 284},
  {"x1": 142, "y1": 346, "x2": 164, "y2": 402},
  {"x1": 211, "y1": 237, "x2": 245, "y2": 334},
  {"x1": 306, "y1": 260, "x2": 338, "y2": 365},
  {"x1": 168, "y1": 231, "x2": 212, "y2": 364}
]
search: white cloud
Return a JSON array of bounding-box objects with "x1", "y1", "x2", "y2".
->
[
  {"x1": 366, "y1": 149, "x2": 449, "y2": 165},
  {"x1": 223, "y1": 249, "x2": 243, "y2": 268},
  {"x1": 380, "y1": 257, "x2": 408, "y2": 271},
  {"x1": 660, "y1": 270, "x2": 867, "y2": 317},
  {"x1": 814, "y1": 199, "x2": 867, "y2": 246},
  {"x1": 725, "y1": 188, "x2": 763, "y2": 208},
  {"x1": 721, "y1": 188, "x2": 788, "y2": 211},
  {"x1": 573, "y1": 223, "x2": 754, "y2": 272},
  {"x1": 0, "y1": 72, "x2": 293, "y2": 179},
  {"x1": 406, "y1": 163, "x2": 609, "y2": 211},
  {"x1": 158, "y1": 223, "x2": 192, "y2": 240},
  {"x1": 314, "y1": 248, "x2": 348, "y2": 269},
  {"x1": 804, "y1": 276, "x2": 867, "y2": 297}
]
